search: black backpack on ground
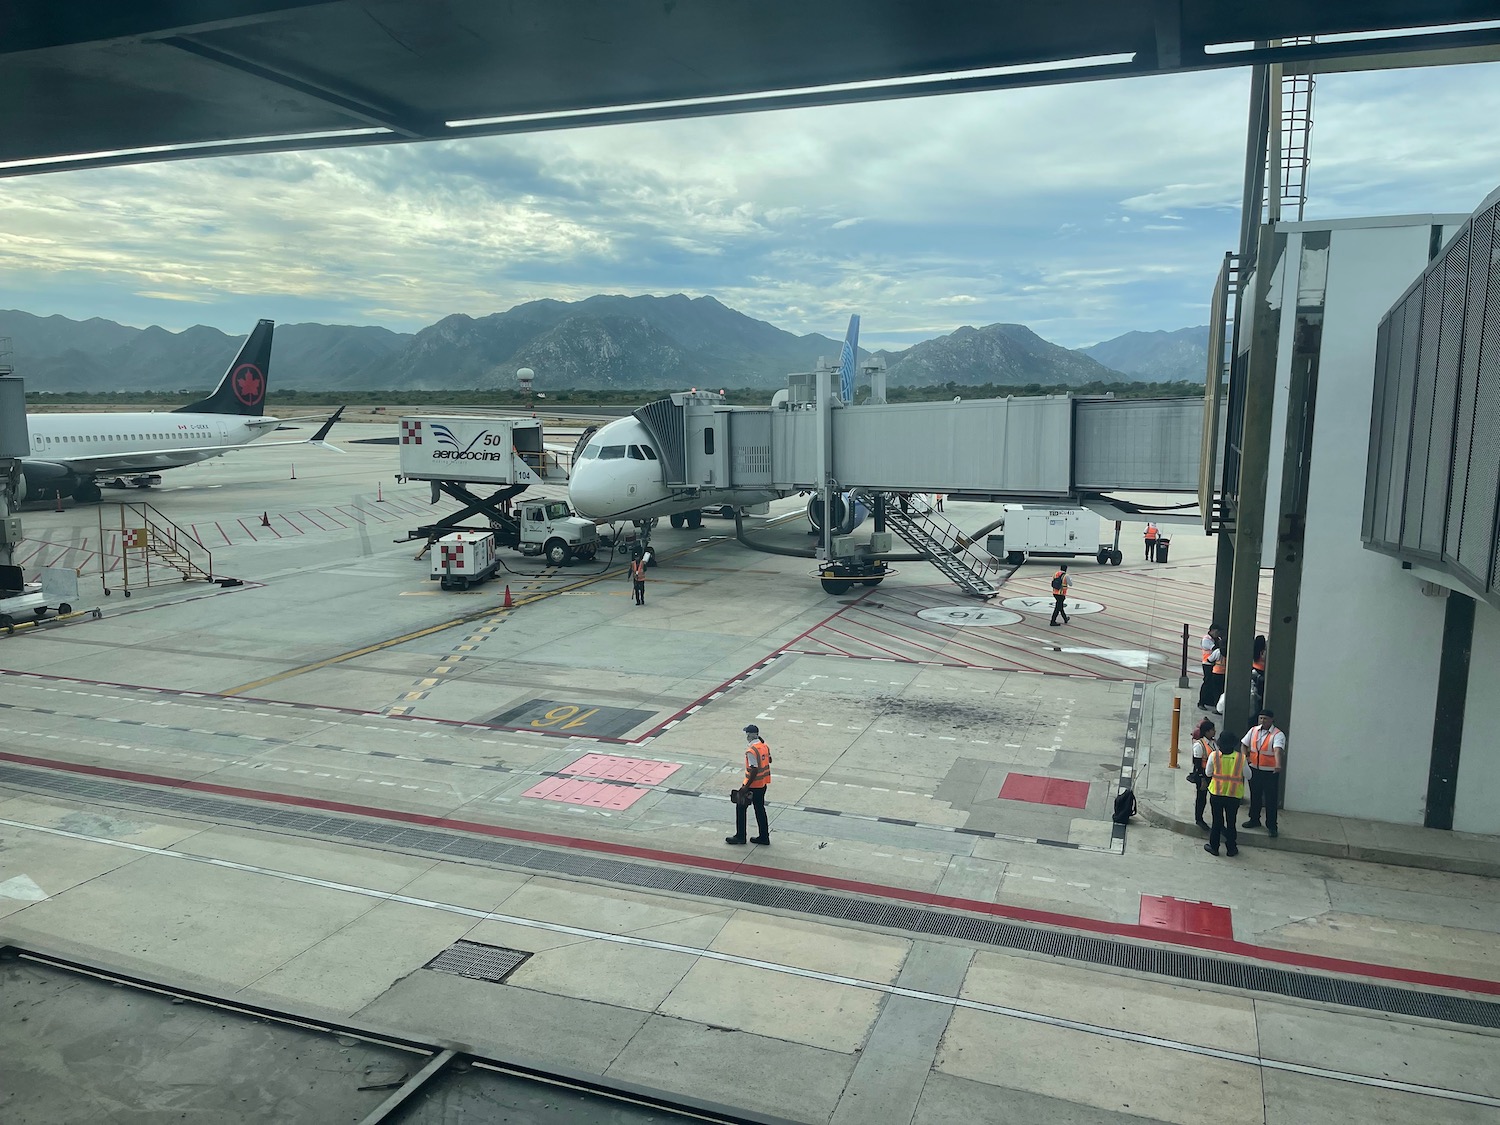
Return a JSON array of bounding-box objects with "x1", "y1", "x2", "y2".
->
[{"x1": 1112, "y1": 788, "x2": 1137, "y2": 824}]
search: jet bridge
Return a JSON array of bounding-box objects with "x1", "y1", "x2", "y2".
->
[
  {"x1": 638, "y1": 392, "x2": 1207, "y2": 498},
  {"x1": 633, "y1": 389, "x2": 1211, "y2": 598}
]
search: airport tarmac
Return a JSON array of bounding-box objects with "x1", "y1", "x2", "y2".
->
[{"x1": 2, "y1": 422, "x2": 1498, "y2": 1124}]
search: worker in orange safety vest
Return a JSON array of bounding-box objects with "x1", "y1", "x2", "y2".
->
[
  {"x1": 1049, "y1": 564, "x2": 1071, "y2": 627},
  {"x1": 629, "y1": 551, "x2": 647, "y2": 605},
  {"x1": 1144, "y1": 522, "x2": 1160, "y2": 560},
  {"x1": 1197, "y1": 624, "x2": 1223, "y2": 709},
  {"x1": 1241, "y1": 707, "x2": 1286, "y2": 838},
  {"x1": 726, "y1": 724, "x2": 772, "y2": 846}
]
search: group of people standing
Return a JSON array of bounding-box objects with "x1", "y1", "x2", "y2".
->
[
  {"x1": 1190, "y1": 709, "x2": 1286, "y2": 854},
  {"x1": 1196, "y1": 624, "x2": 1267, "y2": 717}
]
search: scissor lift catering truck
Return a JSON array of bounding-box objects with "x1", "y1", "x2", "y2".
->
[{"x1": 398, "y1": 415, "x2": 598, "y2": 566}]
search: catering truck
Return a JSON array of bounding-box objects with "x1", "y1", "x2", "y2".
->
[{"x1": 398, "y1": 415, "x2": 598, "y2": 566}]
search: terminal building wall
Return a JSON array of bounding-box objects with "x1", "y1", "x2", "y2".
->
[{"x1": 1272, "y1": 213, "x2": 1499, "y2": 834}]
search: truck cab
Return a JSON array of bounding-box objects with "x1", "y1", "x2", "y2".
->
[{"x1": 514, "y1": 499, "x2": 599, "y2": 566}]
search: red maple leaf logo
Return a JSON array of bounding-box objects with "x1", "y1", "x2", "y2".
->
[{"x1": 232, "y1": 364, "x2": 265, "y2": 406}]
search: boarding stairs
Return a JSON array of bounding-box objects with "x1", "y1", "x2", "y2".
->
[
  {"x1": 879, "y1": 495, "x2": 1005, "y2": 599},
  {"x1": 99, "y1": 502, "x2": 215, "y2": 595}
]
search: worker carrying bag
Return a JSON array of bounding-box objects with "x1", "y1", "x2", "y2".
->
[{"x1": 729, "y1": 787, "x2": 752, "y2": 807}]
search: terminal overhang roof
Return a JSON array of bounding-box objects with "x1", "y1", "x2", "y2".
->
[{"x1": 5, "y1": 1, "x2": 1500, "y2": 174}]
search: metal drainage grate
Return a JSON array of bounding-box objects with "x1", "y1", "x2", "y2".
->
[{"x1": 426, "y1": 940, "x2": 531, "y2": 983}]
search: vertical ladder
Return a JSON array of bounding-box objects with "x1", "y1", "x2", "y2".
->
[
  {"x1": 878, "y1": 496, "x2": 1004, "y2": 599},
  {"x1": 1278, "y1": 39, "x2": 1315, "y2": 221}
]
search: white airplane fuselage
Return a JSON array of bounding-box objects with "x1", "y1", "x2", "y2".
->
[
  {"x1": 568, "y1": 416, "x2": 781, "y2": 523},
  {"x1": 25, "y1": 410, "x2": 282, "y2": 475}
]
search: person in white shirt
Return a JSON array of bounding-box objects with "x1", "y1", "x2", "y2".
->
[
  {"x1": 1189, "y1": 718, "x2": 1215, "y2": 830},
  {"x1": 1204, "y1": 733, "x2": 1252, "y2": 857},
  {"x1": 1241, "y1": 707, "x2": 1287, "y2": 837}
]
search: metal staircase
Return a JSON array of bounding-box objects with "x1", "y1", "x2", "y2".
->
[
  {"x1": 879, "y1": 495, "x2": 1004, "y2": 599},
  {"x1": 99, "y1": 503, "x2": 215, "y2": 595}
]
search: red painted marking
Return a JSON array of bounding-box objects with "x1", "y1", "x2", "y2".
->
[
  {"x1": 2, "y1": 750, "x2": 1497, "y2": 997},
  {"x1": 300, "y1": 510, "x2": 329, "y2": 531},
  {"x1": 562, "y1": 754, "x2": 680, "y2": 785},
  {"x1": 234, "y1": 518, "x2": 259, "y2": 542},
  {"x1": 522, "y1": 776, "x2": 648, "y2": 810},
  {"x1": 1139, "y1": 895, "x2": 1234, "y2": 939},
  {"x1": 999, "y1": 773, "x2": 1090, "y2": 809}
]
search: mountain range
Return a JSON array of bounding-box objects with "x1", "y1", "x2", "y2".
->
[{"x1": 0, "y1": 298, "x2": 1208, "y2": 393}]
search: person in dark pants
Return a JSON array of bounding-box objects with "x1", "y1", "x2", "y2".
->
[
  {"x1": 1197, "y1": 624, "x2": 1223, "y2": 709},
  {"x1": 1203, "y1": 733, "x2": 1249, "y2": 857},
  {"x1": 1144, "y1": 522, "x2": 1160, "y2": 560},
  {"x1": 1242, "y1": 707, "x2": 1285, "y2": 837},
  {"x1": 1190, "y1": 718, "x2": 1216, "y2": 830},
  {"x1": 629, "y1": 551, "x2": 647, "y2": 605},
  {"x1": 1049, "y1": 564, "x2": 1070, "y2": 626},
  {"x1": 727, "y1": 724, "x2": 772, "y2": 846}
]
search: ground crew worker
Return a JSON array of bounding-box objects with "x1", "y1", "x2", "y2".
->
[
  {"x1": 1203, "y1": 732, "x2": 1250, "y2": 857},
  {"x1": 1250, "y1": 635, "x2": 1268, "y2": 718},
  {"x1": 726, "y1": 724, "x2": 772, "y2": 846},
  {"x1": 1200, "y1": 621, "x2": 1224, "y2": 708},
  {"x1": 629, "y1": 551, "x2": 647, "y2": 605},
  {"x1": 1190, "y1": 718, "x2": 1216, "y2": 830},
  {"x1": 1144, "y1": 522, "x2": 1160, "y2": 560},
  {"x1": 1049, "y1": 564, "x2": 1070, "y2": 626},
  {"x1": 1197, "y1": 624, "x2": 1224, "y2": 709},
  {"x1": 1241, "y1": 707, "x2": 1286, "y2": 837}
]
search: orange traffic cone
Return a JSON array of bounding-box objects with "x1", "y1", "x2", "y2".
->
[
  {"x1": 503, "y1": 585, "x2": 513, "y2": 608},
  {"x1": 289, "y1": 463, "x2": 297, "y2": 479},
  {"x1": 54, "y1": 491, "x2": 64, "y2": 512},
  {"x1": 260, "y1": 511, "x2": 270, "y2": 527},
  {"x1": 376, "y1": 482, "x2": 385, "y2": 503}
]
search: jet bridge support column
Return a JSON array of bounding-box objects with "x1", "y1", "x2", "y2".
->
[
  {"x1": 1224, "y1": 224, "x2": 1285, "y2": 742},
  {"x1": 817, "y1": 365, "x2": 833, "y2": 564},
  {"x1": 1, "y1": 375, "x2": 28, "y2": 578}
]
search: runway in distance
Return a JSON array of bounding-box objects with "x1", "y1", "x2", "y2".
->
[{"x1": 17, "y1": 320, "x2": 341, "y2": 503}]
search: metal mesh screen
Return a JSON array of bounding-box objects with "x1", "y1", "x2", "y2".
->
[
  {"x1": 1402, "y1": 254, "x2": 1446, "y2": 553},
  {"x1": 1383, "y1": 293, "x2": 1424, "y2": 546},
  {"x1": 1363, "y1": 314, "x2": 1394, "y2": 543},
  {"x1": 1421, "y1": 230, "x2": 1470, "y2": 557},
  {"x1": 1446, "y1": 208, "x2": 1491, "y2": 565}
]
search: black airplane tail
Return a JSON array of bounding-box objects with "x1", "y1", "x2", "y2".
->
[{"x1": 175, "y1": 319, "x2": 274, "y2": 416}]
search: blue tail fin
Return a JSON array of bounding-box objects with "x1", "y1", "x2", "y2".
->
[{"x1": 838, "y1": 314, "x2": 860, "y2": 402}]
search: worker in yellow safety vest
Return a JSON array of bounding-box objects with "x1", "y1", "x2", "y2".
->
[
  {"x1": 1203, "y1": 734, "x2": 1250, "y2": 857},
  {"x1": 1241, "y1": 707, "x2": 1286, "y2": 838},
  {"x1": 727, "y1": 724, "x2": 772, "y2": 846}
]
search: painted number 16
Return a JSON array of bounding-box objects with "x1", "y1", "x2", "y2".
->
[{"x1": 531, "y1": 705, "x2": 599, "y2": 730}]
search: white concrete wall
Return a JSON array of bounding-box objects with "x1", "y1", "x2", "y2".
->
[
  {"x1": 1284, "y1": 221, "x2": 1448, "y2": 824},
  {"x1": 1454, "y1": 604, "x2": 1500, "y2": 834}
]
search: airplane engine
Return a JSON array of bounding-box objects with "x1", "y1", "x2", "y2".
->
[
  {"x1": 16, "y1": 461, "x2": 71, "y2": 503},
  {"x1": 805, "y1": 492, "x2": 869, "y2": 535}
]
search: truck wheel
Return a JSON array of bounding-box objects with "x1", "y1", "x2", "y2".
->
[
  {"x1": 719, "y1": 505, "x2": 736, "y2": 519},
  {"x1": 1096, "y1": 549, "x2": 1109, "y2": 565},
  {"x1": 820, "y1": 579, "x2": 852, "y2": 595},
  {"x1": 1006, "y1": 551, "x2": 1025, "y2": 565},
  {"x1": 686, "y1": 510, "x2": 703, "y2": 530},
  {"x1": 33, "y1": 607, "x2": 48, "y2": 618},
  {"x1": 58, "y1": 603, "x2": 72, "y2": 616},
  {"x1": 545, "y1": 539, "x2": 572, "y2": 567},
  {"x1": 669, "y1": 513, "x2": 685, "y2": 529}
]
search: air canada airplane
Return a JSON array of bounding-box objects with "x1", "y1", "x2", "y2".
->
[
  {"x1": 568, "y1": 315, "x2": 863, "y2": 543},
  {"x1": 18, "y1": 319, "x2": 341, "y2": 503}
]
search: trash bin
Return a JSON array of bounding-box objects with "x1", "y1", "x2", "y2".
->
[{"x1": 1155, "y1": 537, "x2": 1171, "y2": 563}]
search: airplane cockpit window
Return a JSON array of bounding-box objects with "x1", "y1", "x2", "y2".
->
[
  {"x1": 579, "y1": 444, "x2": 600, "y2": 460},
  {"x1": 545, "y1": 502, "x2": 570, "y2": 521},
  {"x1": 639, "y1": 445, "x2": 658, "y2": 460},
  {"x1": 627, "y1": 445, "x2": 646, "y2": 460},
  {"x1": 599, "y1": 446, "x2": 626, "y2": 460}
]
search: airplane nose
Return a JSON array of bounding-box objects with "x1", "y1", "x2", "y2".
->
[{"x1": 567, "y1": 462, "x2": 611, "y2": 520}]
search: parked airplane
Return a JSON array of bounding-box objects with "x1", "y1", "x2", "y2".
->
[
  {"x1": 18, "y1": 320, "x2": 340, "y2": 503},
  {"x1": 567, "y1": 316, "x2": 864, "y2": 548}
]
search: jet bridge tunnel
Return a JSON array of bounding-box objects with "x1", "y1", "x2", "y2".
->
[{"x1": 635, "y1": 392, "x2": 1208, "y2": 501}]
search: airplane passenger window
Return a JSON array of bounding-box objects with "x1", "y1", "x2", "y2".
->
[{"x1": 599, "y1": 446, "x2": 626, "y2": 460}]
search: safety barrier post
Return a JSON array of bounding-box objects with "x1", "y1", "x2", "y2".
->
[
  {"x1": 1178, "y1": 623, "x2": 1190, "y2": 688},
  {"x1": 1169, "y1": 696, "x2": 1182, "y2": 769}
]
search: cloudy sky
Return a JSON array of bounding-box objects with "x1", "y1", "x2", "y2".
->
[{"x1": 2, "y1": 59, "x2": 1498, "y2": 351}]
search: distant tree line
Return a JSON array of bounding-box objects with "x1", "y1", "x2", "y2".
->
[{"x1": 25, "y1": 379, "x2": 1203, "y2": 410}]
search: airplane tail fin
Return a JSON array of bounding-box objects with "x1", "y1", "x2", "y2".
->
[
  {"x1": 838, "y1": 314, "x2": 861, "y2": 402},
  {"x1": 175, "y1": 319, "x2": 274, "y2": 416}
]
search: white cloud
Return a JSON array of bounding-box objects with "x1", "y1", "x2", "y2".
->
[{"x1": 0, "y1": 61, "x2": 1497, "y2": 352}]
